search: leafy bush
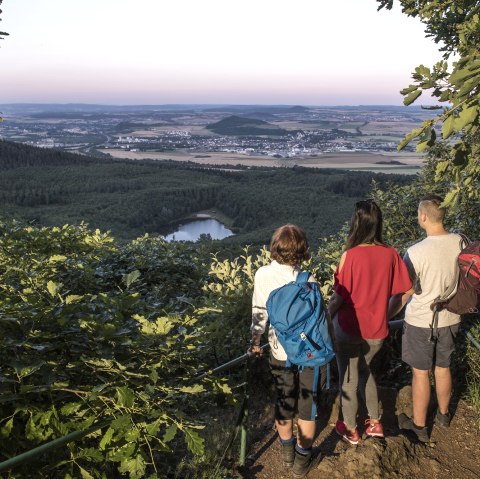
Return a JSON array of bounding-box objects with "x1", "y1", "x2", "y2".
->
[{"x1": 0, "y1": 220, "x2": 231, "y2": 478}]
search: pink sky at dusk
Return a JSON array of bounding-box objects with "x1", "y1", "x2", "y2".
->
[{"x1": 0, "y1": 0, "x2": 444, "y2": 105}]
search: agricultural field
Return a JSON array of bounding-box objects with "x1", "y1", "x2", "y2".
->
[{"x1": 101, "y1": 148, "x2": 424, "y2": 174}]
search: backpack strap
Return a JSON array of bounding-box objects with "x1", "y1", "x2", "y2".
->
[
  {"x1": 458, "y1": 233, "x2": 471, "y2": 247},
  {"x1": 432, "y1": 233, "x2": 467, "y2": 307},
  {"x1": 296, "y1": 271, "x2": 311, "y2": 284},
  {"x1": 430, "y1": 233, "x2": 468, "y2": 341}
]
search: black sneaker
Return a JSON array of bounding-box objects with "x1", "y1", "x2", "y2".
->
[
  {"x1": 282, "y1": 441, "x2": 295, "y2": 468},
  {"x1": 398, "y1": 413, "x2": 429, "y2": 443},
  {"x1": 292, "y1": 450, "x2": 322, "y2": 479},
  {"x1": 434, "y1": 410, "x2": 451, "y2": 427}
]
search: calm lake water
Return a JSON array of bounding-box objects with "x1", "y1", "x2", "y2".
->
[{"x1": 163, "y1": 218, "x2": 234, "y2": 242}]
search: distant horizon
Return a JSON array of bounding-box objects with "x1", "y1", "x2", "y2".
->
[{"x1": 0, "y1": 102, "x2": 427, "y2": 108}]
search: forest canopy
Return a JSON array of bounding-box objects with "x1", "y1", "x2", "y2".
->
[{"x1": 0, "y1": 140, "x2": 413, "y2": 245}]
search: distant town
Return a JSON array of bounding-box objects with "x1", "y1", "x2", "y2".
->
[{"x1": 0, "y1": 104, "x2": 437, "y2": 170}]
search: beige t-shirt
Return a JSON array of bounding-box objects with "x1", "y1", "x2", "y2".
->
[{"x1": 404, "y1": 233, "x2": 462, "y2": 328}]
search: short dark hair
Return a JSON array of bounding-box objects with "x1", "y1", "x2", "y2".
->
[
  {"x1": 270, "y1": 224, "x2": 310, "y2": 266},
  {"x1": 346, "y1": 199, "x2": 384, "y2": 249},
  {"x1": 419, "y1": 194, "x2": 445, "y2": 223}
]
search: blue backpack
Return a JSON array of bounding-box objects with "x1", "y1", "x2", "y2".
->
[{"x1": 266, "y1": 272, "x2": 335, "y2": 369}]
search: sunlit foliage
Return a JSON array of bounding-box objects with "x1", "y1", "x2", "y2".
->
[{"x1": 378, "y1": 0, "x2": 480, "y2": 206}]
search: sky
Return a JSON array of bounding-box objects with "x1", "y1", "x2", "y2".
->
[{"x1": 0, "y1": 0, "x2": 444, "y2": 105}]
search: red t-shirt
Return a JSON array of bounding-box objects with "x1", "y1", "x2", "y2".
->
[{"x1": 334, "y1": 245, "x2": 412, "y2": 339}]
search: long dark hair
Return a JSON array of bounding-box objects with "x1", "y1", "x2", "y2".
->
[{"x1": 346, "y1": 199, "x2": 384, "y2": 249}]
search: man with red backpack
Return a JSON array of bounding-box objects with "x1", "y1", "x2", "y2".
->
[{"x1": 388, "y1": 195, "x2": 463, "y2": 443}]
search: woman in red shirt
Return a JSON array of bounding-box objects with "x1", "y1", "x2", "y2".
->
[{"x1": 328, "y1": 200, "x2": 412, "y2": 445}]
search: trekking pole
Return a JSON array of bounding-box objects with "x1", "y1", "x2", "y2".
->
[
  {"x1": 194, "y1": 343, "x2": 270, "y2": 381},
  {"x1": 211, "y1": 344, "x2": 268, "y2": 474},
  {"x1": 239, "y1": 354, "x2": 250, "y2": 467}
]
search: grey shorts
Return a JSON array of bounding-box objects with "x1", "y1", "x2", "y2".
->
[
  {"x1": 269, "y1": 354, "x2": 327, "y2": 421},
  {"x1": 402, "y1": 322, "x2": 460, "y2": 370}
]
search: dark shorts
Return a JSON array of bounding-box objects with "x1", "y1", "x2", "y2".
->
[
  {"x1": 402, "y1": 322, "x2": 460, "y2": 370},
  {"x1": 269, "y1": 354, "x2": 327, "y2": 421}
]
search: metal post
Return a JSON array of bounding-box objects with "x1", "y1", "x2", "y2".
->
[
  {"x1": 326, "y1": 361, "x2": 331, "y2": 390},
  {"x1": 466, "y1": 330, "x2": 480, "y2": 351}
]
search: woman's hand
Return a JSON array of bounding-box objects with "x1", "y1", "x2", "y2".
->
[
  {"x1": 249, "y1": 334, "x2": 263, "y2": 357},
  {"x1": 249, "y1": 344, "x2": 264, "y2": 358}
]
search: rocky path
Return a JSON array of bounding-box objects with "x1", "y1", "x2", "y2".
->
[{"x1": 241, "y1": 385, "x2": 480, "y2": 479}]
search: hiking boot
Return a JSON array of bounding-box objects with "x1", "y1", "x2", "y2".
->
[
  {"x1": 434, "y1": 410, "x2": 451, "y2": 427},
  {"x1": 364, "y1": 418, "x2": 384, "y2": 438},
  {"x1": 281, "y1": 441, "x2": 295, "y2": 468},
  {"x1": 335, "y1": 420, "x2": 360, "y2": 445},
  {"x1": 292, "y1": 449, "x2": 321, "y2": 479},
  {"x1": 398, "y1": 413, "x2": 429, "y2": 443}
]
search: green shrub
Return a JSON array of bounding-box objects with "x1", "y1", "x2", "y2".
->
[{"x1": 0, "y1": 220, "x2": 231, "y2": 478}]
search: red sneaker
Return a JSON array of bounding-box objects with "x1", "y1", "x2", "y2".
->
[
  {"x1": 364, "y1": 418, "x2": 384, "y2": 438},
  {"x1": 335, "y1": 420, "x2": 360, "y2": 445}
]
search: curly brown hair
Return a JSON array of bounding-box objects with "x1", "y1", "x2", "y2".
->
[{"x1": 270, "y1": 224, "x2": 310, "y2": 266}]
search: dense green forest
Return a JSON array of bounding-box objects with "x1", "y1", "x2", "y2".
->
[{"x1": 0, "y1": 140, "x2": 412, "y2": 245}]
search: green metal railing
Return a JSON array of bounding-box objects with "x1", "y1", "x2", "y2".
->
[{"x1": 0, "y1": 420, "x2": 113, "y2": 473}]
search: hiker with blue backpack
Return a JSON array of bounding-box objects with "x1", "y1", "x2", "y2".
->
[
  {"x1": 249, "y1": 224, "x2": 334, "y2": 479},
  {"x1": 327, "y1": 200, "x2": 412, "y2": 445}
]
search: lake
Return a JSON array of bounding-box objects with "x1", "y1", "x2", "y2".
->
[{"x1": 163, "y1": 218, "x2": 234, "y2": 242}]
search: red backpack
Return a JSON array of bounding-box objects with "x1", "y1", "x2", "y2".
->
[{"x1": 432, "y1": 235, "x2": 480, "y2": 316}]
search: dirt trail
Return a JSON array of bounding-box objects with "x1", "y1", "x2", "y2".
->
[{"x1": 242, "y1": 385, "x2": 480, "y2": 479}]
